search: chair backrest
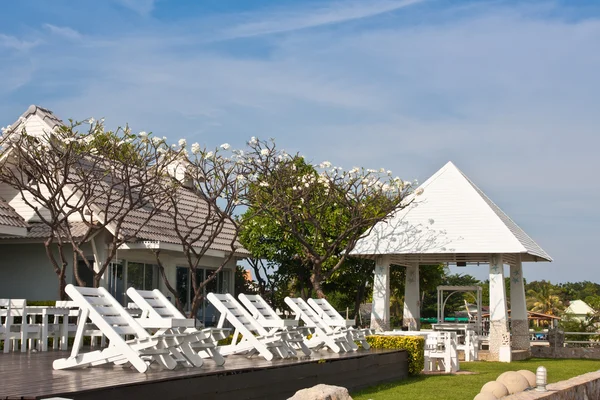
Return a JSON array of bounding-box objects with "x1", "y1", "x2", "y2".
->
[
  {"x1": 55, "y1": 300, "x2": 80, "y2": 317},
  {"x1": 126, "y1": 288, "x2": 186, "y2": 320},
  {"x1": 65, "y1": 284, "x2": 151, "y2": 342},
  {"x1": 308, "y1": 298, "x2": 350, "y2": 327},
  {"x1": 0, "y1": 299, "x2": 27, "y2": 334},
  {"x1": 238, "y1": 294, "x2": 281, "y2": 325},
  {"x1": 207, "y1": 293, "x2": 269, "y2": 336},
  {"x1": 284, "y1": 297, "x2": 332, "y2": 333}
]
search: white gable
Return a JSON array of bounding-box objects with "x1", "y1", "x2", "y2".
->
[
  {"x1": 565, "y1": 300, "x2": 595, "y2": 316},
  {"x1": 351, "y1": 161, "x2": 551, "y2": 263}
]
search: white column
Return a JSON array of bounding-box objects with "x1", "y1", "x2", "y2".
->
[
  {"x1": 403, "y1": 263, "x2": 420, "y2": 330},
  {"x1": 370, "y1": 255, "x2": 391, "y2": 332},
  {"x1": 510, "y1": 258, "x2": 530, "y2": 352},
  {"x1": 489, "y1": 254, "x2": 511, "y2": 362}
]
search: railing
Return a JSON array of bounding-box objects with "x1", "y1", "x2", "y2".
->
[{"x1": 563, "y1": 331, "x2": 600, "y2": 347}]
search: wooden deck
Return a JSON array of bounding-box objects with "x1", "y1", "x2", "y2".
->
[{"x1": 0, "y1": 348, "x2": 408, "y2": 400}]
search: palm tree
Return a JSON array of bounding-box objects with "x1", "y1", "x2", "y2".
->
[{"x1": 527, "y1": 281, "x2": 564, "y2": 316}]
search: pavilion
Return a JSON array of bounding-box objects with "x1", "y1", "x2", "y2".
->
[{"x1": 350, "y1": 161, "x2": 552, "y2": 362}]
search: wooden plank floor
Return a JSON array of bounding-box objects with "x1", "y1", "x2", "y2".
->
[{"x1": 0, "y1": 347, "x2": 402, "y2": 399}]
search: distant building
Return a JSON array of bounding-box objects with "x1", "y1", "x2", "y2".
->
[{"x1": 564, "y1": 299, "x2": 596, "y2": 322}]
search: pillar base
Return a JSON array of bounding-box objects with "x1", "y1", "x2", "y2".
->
[
  {"x1": 511, "y1": 319, "x2": 531, "y2": 351},
  {"x1": 489, "y1": 320, "x2": 511, "y2": 362}
]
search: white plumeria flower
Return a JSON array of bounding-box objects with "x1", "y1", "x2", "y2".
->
[
  {"x1": 178, "y1": 138, "x2": 187, "y2": 148},
  {"x1": 152, "y1": 137, "x2": 162, "y2": 145},
  {"x1": 349, "y1": 167, "x2": 359, "y2": 175},
  {"x1": 191, "y1": 142, "x2": 201, "y2": 154},
  {"x1": 249, "y1": 136, "x2": 257, "y2": 145},
  {"x1": 206, "y1": 151, "x2": 214, "y2": 158},
  {"x1": 88, "y1": 117, "x2": 95, "y2": 124},
  {"x1": 220, "y1": 143, "x2": 230, "y2": 150},
  {"x1": 415, "y1": 188, "x2": 424, "y2": 195},
  {"x1": 320, "y1": 161, "x2": 332, "y2": 169},
  {"x1": 138, "y1": 131, "x2": 148, "y2": 139},
  {"x1": 259, "y1": 181, "x2": 269, "y2": 187},
  {"x1": 260, "y1": 149, "x2": 269, "y2": 156},
  {"x1": 236, "y1": 175, "x2": 246, "y2": 182}
]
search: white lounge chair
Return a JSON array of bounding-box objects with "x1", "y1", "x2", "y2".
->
[
  {"x1": 207, "y1": 293, "x2": 292, "y2": 360},
  {"x1": 238, "y1": 293, "x2": 312, "y2": 356},
  {"x1": 307, "y1": 298, "x2": 372, "y2": 350},
  {"x1": 53, "y1": 285, "x2": 208, "y2": 372},
  {"x1": 53, "y1": 300, "x2": 106, "y2": 349},
  {"x1": 126, "y1": 287, "x2": 227, "y2": 366},
  {"x1": 284, "y1": 297, "x2": 356, "y2": 353}
]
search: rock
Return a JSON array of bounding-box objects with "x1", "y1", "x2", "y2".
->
[
  {"x1": 288, "y1": 384, "x2": 353, "y2": 400},
  {"x1": 474, "y1": 392, "x2": 498, "y2": 400},
  {"x1": 497, "y1": 371, "x2": 529, "y2": 394},
  {"x1": 517, "y1": 369, "x2": 536, "y2": 387},
  {"x1": 480, "y1": 380, "x2": 509, "y2": 398}
]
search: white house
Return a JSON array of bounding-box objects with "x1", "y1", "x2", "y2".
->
[
  {"x1": 564, "y1": 299, "x2": 595, "y2": 322},
  {"x1": 0, "y1": 105, "x2": 247, "y2": 325}
]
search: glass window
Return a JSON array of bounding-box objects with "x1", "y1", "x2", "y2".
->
[
  {"x1": 176, "y1": 267, "x2": 189, "y2": 309},
  {"x1": 127, "y1": 262, "x2": 157, "y2": 290}
]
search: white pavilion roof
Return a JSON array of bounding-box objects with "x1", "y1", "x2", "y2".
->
[{"x1": 350, "y1": 161, "x2": 552, "y2": 265}]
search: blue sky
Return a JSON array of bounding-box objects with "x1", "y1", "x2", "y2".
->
[{"x1": 2, "y1": 0, "x2": 599, "y2": 283}]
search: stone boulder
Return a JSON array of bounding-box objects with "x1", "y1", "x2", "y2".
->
[
  {"x1": 497, "y1": 371, "x2": 529, "y2": 394},
  {"x1": 473, "y1": 392, "x2": 498, "y2": 400},
  {"x1": 517, "y1": 369, "x2": 536, "y2": 387},
  {"x1": 288, "y1": 384, "x2": 353, "y2": 400},
  {"x1": 480, "y1": 380, "x2": 509, "y2": 398}
]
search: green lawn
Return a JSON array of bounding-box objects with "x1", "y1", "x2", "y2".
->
[{"x1": 352, "y1": 358, "x2": 600, "y2": 400}]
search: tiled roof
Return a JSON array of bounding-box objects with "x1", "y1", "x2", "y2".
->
[
  {"x1": 351, "y1": 161, "x2": 551, "y2": 263},
  {"x1": 2, "y1": 105, "x2": 247, "y2": 256},
  {"x1": 6, "y1": 105, "x2": 64, "y2": 134},
  {"x1": 0, "y1": 197, "x2": 28, "y2": 229},
  {"x1": 0, "y1": 221, "x2": 90, "y2": 240}
]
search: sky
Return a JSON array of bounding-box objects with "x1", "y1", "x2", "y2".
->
[{"x1": 1, "y1": 0, "x2": 599, "y2": 284}]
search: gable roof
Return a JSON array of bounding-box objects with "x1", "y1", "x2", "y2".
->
[
  {"x1": 1, "y1": 106, "x2": 247, "y2": 256},
  {"x1": 0, "y1": 197, "x2": 28, "y2": 236},
  {"x1": 350, "y1": 161, "x2": 551, "y2": 265},
  {"x1": 565, "y1": 300, "x2": 595, "y2": 316}
]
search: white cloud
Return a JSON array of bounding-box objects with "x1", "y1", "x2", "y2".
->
[
  {"x1": 113, "y1": 0, "x2": 156, "y2": 16},
  {"x1": 221, "y1": 0, "x2": 425, "y2": 39},
  {"x1": 43, "y1": 24, "x2": 84, "y2": 41},
  {"x1": 0, "y1": 34, "x2": 39, "y2": 51}
]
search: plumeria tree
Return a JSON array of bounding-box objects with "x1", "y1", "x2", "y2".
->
[
  {"x1": 0, "y1": 120, "x2": 177, "y2": 298},
  {"x1": 153, "y1": 140, "x2": 249, "y2": 318},
  {"x1": 240, "y1": 138, "x2": 417, "y2": 298}
]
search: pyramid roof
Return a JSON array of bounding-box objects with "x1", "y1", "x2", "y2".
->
[{"x1": 350, "y1": 161, "x2": 552, "y2": 266}]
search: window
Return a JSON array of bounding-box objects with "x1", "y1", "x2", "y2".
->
[
  {"x1": 127, "y1": 262, "x2": 158, "y2": 291},
  {"x1": 175, "y1": 267, "x2": 232, "y2": 326}
]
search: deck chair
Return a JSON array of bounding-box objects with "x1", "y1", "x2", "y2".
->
[
  {"x1": 53, "y1": 285, "x2": 206, "y2": 372},
  {"x1": 307, "y1": 298, "x2": 372, "y2": 350},
  {"x1": 207, "y1": 293, "x2": 292, "y2": 361},
  {"x1": 53, "y1": 300, "x2": 106, "y2": 349},
  {"x1": 238, "y1": 293, "x2": 312, "y2": 356},
  {"x1": 284, "y1": 297, "x2": 355, "y2": 353},
  {"x1": 0, "y1": 299, "x2": 41, "y2": 353},
  {"x1": 126, "y1": 288, "x2": 226, "y2": 366}
]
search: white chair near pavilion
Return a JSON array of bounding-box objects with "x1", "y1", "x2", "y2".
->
[
  {"x1": 423, "y1": 331, "x2": 459, "y2": 373},
  {"x1": 126, "y1": 287, "x2": 227, "y2": 366},
  {"x1": 0, "y1": 299, "x2": 41, "y2": 353},
  {"x1": 238, "y1": 293, "x2": 312, "y2": 356},
  {"x1": 51, "y1": 300, "x2": 106, "y2": 349},
  {"x1": 53, "y1": 285, "x2": 211, "y2": 372},
  {"x1": 307, "y1": 298, "x2": 372, "y2": 350},
  {"x1": 206, "y1": 293, "x2": 292, "y2": 361},
  {"x1": 284, "y1": 297, "x2": 356, "y2": 353}
]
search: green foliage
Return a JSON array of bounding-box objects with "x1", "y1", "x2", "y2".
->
[
  {"x1": 26, "y1": 300, "x2": 56, "y2": 306},
  {"x1": 352, "y1": 358, "x2": 600, "y2": 400},
  {"x1": 366, "y1": 335, "x2": 425, "y2": 376},
  {"x1": 234, "y1": 265, "x2": 257, "y2": 296}
]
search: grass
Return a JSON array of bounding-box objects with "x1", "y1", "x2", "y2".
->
[{"x1": 352, "y1": 358, "x2": 600, "y2": 400}]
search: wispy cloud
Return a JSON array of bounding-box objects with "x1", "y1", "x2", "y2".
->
[
  {"x1": 221, "y1": 0, "x2": 425, "y2": 39},
  {"x1": 0, "y1": 34, "x2": 39, "y2": 51},
  {"x1": 113, "y1": 0, "x2": 156, "y2": 16},
  {"x1": 43, "y1": 24, "x2": 84, "y2": 41}
]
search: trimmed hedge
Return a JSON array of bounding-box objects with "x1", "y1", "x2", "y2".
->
[{"x1": 366, "y1": 335, "x2": 425, "y2": 376}]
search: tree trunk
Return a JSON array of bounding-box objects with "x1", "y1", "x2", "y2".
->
[
  {"x1": 58, "y1": 267, "x2": 67, "y2": 301},
  {"x1": 310, "y1": 271, "x2": 326, "y2": 299},
  {"x1": 353, "y1": 276, "x2": 368, "y2": 325}
]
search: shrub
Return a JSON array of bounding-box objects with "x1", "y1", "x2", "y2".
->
[{"x1": 366, "y1": 335, "x2": 425, "y2": 376}]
